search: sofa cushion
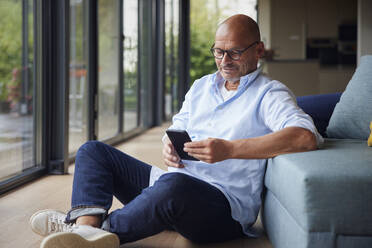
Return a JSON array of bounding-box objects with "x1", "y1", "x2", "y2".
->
[
  {"x1": 326, "y1": 55, "x2": 372, "y2": 139},
  {"x1": 296, "y1": 93, "x2": 341, "y2": 137},
  {"x1": 265, "y1": 139, "x2": 372, "y2": 235}
]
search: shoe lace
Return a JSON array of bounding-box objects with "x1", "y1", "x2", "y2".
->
[{"x1": 48, "y1": 214, "x2": 76, "y2": 233}]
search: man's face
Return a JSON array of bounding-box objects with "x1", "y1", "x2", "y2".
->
[{"x1": 213, "y1": 27, "x2": 262, "y2": 82}]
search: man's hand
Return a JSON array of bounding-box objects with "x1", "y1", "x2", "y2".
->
[
  {"x1": 184, "y1": 138, "x2": 233, "y2": 164},
  {"x1": 162, "y1": 136, "x2": 184, "y2": 168}
]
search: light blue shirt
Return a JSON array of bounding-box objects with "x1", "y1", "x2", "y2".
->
[{"x1": 150, "y1": 68, "x2": 323, "y2": 236}]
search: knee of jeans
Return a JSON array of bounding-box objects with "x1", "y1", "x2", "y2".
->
[
  {"x1": 75, "y1": 141, "x2": 107, "y2": 167},
  {"x1": 156, "y1": 173, "x2": 195, "y2": 199},
  {"x1": 81, "y1": 140, "x2": 105, "y2": 151},
  {"x1": 76, "y1": 141, "x2": 104, "y2": 157}
]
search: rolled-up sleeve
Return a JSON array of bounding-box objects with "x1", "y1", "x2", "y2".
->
[{"x1": 260, "y1": 81, "x2": 324, "y2": 146}]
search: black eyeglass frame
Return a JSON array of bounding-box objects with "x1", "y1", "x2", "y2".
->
[{"x1": 210, "y1": 41, "x2": 259, "y2": 61}]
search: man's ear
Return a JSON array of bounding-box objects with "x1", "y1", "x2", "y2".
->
[{"x1": 256, "y1": 42, "x2": 265, "y2": 59}]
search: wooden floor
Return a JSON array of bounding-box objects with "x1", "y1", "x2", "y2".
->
[{"x1": 0, "y1": 124, "x2": 272, "y2": 248}]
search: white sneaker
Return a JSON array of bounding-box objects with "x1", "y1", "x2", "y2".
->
[
  {"x1": 30, "y1": 209, "x2": 74, "y2": 236},
  {"x1": 40, "y1": 225, "x2": 120, "y2": 248},
  {"x1": 30, "y1": 209, "x2": 119, "y2": 248}
]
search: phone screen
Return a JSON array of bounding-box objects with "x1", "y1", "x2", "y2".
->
[{"x1": 165, "y1": 129, "x2": 199, "y2": 161}]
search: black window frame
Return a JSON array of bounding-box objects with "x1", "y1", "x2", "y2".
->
[{"x1": 0, "y1": 0, "x2": 190, "y2": 195}]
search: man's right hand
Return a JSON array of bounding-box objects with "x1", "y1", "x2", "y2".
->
[{"x1": 162, "y1": 136, "x2": 184, "y2": 168}]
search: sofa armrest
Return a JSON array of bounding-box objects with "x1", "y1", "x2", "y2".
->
[
  {"x1": 263, "y1": 139, "x2": 372, "y2": 247},
  {"x1": 296, "y1": 93, "x2": 341, "y2": 137}
]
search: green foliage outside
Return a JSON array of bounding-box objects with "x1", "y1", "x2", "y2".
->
[
  {"x1": 189, "y1": 0, "x2": 229, "y2": 85},
  {"x1": 0, "y1": 0, "x2": 33, "y2": 104},
  {"x1": 70, "y1": 2, "x2": 85, "y2": 66},
  {"x1": 124, "y1": 71, "x2": 138, "y2": 110},
  {"x1": 0, "y1": 0, "x2": 22, "y2": 101},
  {"x1": 0, "y1": 0, "x2": 241, "y2": 110}
]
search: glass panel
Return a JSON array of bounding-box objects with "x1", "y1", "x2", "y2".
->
[
  {"x1": 171, "y1": 0, "x2": 179, "y2": 112},
  {"x1": 164, "y1": 0, "x2": 180, "y2": 118},
  {"x1": 69, "y1": 0, "x2": 88, "y2": 153},
  {"x1": 190, "y1": 0, "x2": 257, "y2": 84},
  {"x1": 98, "y1": 0, "x2": 120, "y2": 140},
  {"x1": 139, "y1": 0, "x2": 152, "y2": 128},
  {"x1": 123, "y1": 0, "x2": 138, "y2": 132},
  {"x1": 0, "y1": 0, "x2": 39, "y2": 181}
]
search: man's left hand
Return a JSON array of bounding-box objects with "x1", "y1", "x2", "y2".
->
[{"x1": 184, "y1": 138, "x2": 233, "y2": 163}]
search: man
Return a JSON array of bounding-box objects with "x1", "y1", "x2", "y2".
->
[{"x1": 30, "y1": 14, "x2": 322, "y2": 248}]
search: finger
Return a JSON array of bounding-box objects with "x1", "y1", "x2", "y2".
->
[
  {"x1": 163, "y1": 136, "x2": 171, "y2": 144},
  {"x1": 188, "y1": 152, "x2": 212, "y2": 161},
  {"x1": 164, "y1": 150, "x2": 181, "y2": 162},
  {"x1": 162, "y1": 148, "x2": 168, "y2": 158},
  {"x1": 163, "y1": 147, "x2": 172, "y2": 158},
  {"x1": 184, "y1": 147, "x2": 209, "y2": 155},
  {"x1": 169, "y1": 146, "x2": 180, "y2": 158},
  {"x1": 167, "y1": 146, "x2": 173, "y2": 154},
  {"x1": 165, "y1": 143, "x2": 174, "y2": 153},
  {"x1": 184, "y1": 140, "x2": 208, "y2": 148},
  {"x1": 174, "y1": 153, "x2": 181, "y2": 161},
  {"x1": 164, "y1": 158, "x2": 184, "y2": 168},
  {"x1": 165, "y1": 153, "x2": 177, "y2": 162},
  {"x1": 164, "y1": 144, "x2": 177, "y2": 157},
  {"x1": 188, "y1": 152, "x2": 209, "y2": 159}
]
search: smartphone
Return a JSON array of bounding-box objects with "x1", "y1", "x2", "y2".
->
[{"x1": 165, "y1": 129, "x2": 199, "y2": 161}]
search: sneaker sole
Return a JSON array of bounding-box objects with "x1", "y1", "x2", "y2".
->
[
  {"x1": 40, "y1": 232, "x2": 120, "y2": 248},
  {"x1": 29, "y1": 209, "x2": 67, "y2": 236}
]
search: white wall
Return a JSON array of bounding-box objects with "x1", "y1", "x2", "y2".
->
[
  {"x1": 271, "y1": 0, "x2": 306, "y2": 60},
  {"x1": 258, "y1": 0, "x2": 271, "y2": 49},
  {"x1": 306, "y1": 0, "x2": 356, "y2": 39},
  {"x1": 258, "y1": 0, "x2": 357, "y2": 60},
  {"x1": 357, "y1": 0, "x2": 372, "y2": 65},
  {"x1": 263, "y1": 62, "x2": 354, "y2": 96}
]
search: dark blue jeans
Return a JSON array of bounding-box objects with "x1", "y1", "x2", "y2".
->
[{"x1": 66, "y1": 141, "x2": 244, "y2": 244}]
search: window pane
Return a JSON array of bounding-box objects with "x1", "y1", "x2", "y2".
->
[
  {"x1": 165, "y1": 0, "x2": 173, "y2": 118},
  {"x1": 98, "y1": 0, "x2": 120, "y2": 140},
  {"x1": 172, "y1": 0, "x2": 179, "y2": 112},
  {"x1": 123, "y1": 0, "x2": 139, "y2": 132},
  {"x1": 164, "y1": 0, "x2": 180, "y2": 117},
  {"x1": 138, "y1": 1, "x2": 152, "y2": 128},
  {"x1": 0, "y1": 0, "x2": 40, "y2": 181},
  {"x1": 69, "y1": 0, "x2": 88, "y2": 153}
]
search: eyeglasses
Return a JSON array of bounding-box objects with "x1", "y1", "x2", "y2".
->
[{"x1": 210, "y1": 41, "x2": 259, "y2": 61}]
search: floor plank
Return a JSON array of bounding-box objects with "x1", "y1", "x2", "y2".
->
[{"x1": 0, "y1": 124, "x2": 272, "y2": 248}]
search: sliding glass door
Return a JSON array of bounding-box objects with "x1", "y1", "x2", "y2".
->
[
  {"x1": 165, "y1": 0, "x2": 180, "y2": 119},
  {"x1": 0, "y1": 0, "x2": 42, "y2": 184},
  {"x1": 98, "y1": 0, "x2": 120, "y2": 140},
  {"x1": 69, "y1": 0, "x2": 89, "y2": 153},
  {"x1": 123, "y1": 0, "x2": 139, "y2": 132}
]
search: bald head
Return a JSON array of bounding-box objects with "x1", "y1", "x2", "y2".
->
[
  {"x1": 216, "y1": 14, "x2": 260, "y2": 44},
  {"x1": 213, "y1": 14, "x2": 264, "y2": 82}
]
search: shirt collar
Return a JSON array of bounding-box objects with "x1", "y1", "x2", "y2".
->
[{"x1": 212, "y1": 67, "x2": 262, "y2": 91}]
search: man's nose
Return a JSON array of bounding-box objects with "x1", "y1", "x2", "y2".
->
[{"x1": 221, "y1": 52, "x2": 232, "y2": 63}]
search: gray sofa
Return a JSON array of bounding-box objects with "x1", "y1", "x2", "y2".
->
[{"x1": 262, "y1": 55, "x2": 372, "y2": 248}]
